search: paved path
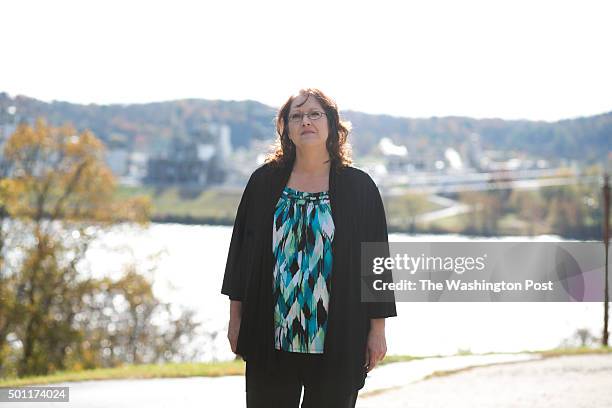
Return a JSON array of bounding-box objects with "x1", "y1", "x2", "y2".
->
[
  {"x1": 5, "y1": 354, "x2": 610, "y2": 407},
  {"x1": 358, "y1": 354, "x2": 612, "y2": 408}
]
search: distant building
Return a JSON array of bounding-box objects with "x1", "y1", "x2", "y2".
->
[
  {"x1": 208, "y1": 123, "x2": 232, "y2": 159},
  {"x1": 464, "y1": 133, "x2": 484, "y2": 171},
  {"x1": 412, "y1": 150, "x2": 439, "y2": 171},
  {"x1": 144, "y1": 122, "x2": 231, "y2": 186},
  {"x1": 444, "y1": 147, "x2": 464, "y2": 171},
  {"x1": 377, "y1": 137, "x2": 414, "y2": 173},
  {"x1": 105, "y1": 148, "x2": 130, "y2": 176},
  {"x1": 0, "y1": 105, "x2": 17, "y2": 151},
  {"x1": 125, "y1": 151, "x2": 148, "y2": 184},
  {"x1": 0, "y1": 105, "x2": 18, "y2": 177}
]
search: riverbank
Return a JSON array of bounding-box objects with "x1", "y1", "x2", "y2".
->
[{"x1": 119, "y1": 184, "x2": 600, "y2": 239}]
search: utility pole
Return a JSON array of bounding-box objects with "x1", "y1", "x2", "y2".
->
[{"x1": 603, "y1": 173, "x2": 610, "y2": 347}]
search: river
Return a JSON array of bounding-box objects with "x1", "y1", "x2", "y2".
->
[{"x1": 82, "y1": 223, "x2": 604, "y2": 361}]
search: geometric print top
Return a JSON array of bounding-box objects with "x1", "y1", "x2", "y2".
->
[{"x1": 272, "y1": 186, "x2": 334, "y2": 353}]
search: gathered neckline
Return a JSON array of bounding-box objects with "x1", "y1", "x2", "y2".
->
[{"x1": 282, "y1": 186, "x2": 329, "y2": 202}]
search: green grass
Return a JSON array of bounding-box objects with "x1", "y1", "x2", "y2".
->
[
  {"x1": 379, "y1": 354, "x2": 439, "y2": 365},
  {"x1": 384, "y1": 195, "x2": 444, "y2": 230},
  {"x1": 4, "y1": 347, "x2": 609, "y2": 387},
  {"x1": 428, "y1": 213, "x2": 466, "y2": 232},
  {"x1": 536, "y1": 346, "x2": 612, "y2": 358},
  {"x1": 115, "y1": 186, "x2": 453, "y2": 228},
  {"x1": 0, "y1": 360, "x2": 245, "y2": 387},
  {"x1": 114, "y1": 185, "x2": 564, "y2": 237},
  {"x1": 114, "y1": 185, "x2": 242, "y2": 221},
  {"x1": 428, "y1": 212, "x2": 552, "y2": 236}
]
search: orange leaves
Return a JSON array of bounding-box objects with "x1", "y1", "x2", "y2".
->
[{"x1": 1, "y1": 117, "x2": 150, "y2": 225}]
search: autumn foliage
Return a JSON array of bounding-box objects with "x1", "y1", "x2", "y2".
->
[{"x1": 0, "y1": 119, "x2": 198, "y2": 379}]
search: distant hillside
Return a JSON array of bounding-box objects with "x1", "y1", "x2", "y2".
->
[
  {"x1": 346, "y1": 111, "x2": 611, "y2": 165},
  {"x1": 0, "y1": 93, "x2": 276, "y2": 153},
  {"x1": 0, "y1": 92, "x2": 610, "y2": 165}
]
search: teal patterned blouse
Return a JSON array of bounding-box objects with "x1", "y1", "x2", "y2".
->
[{"x1": 272, "y1": 186, "x2": 335, "y2": 353}]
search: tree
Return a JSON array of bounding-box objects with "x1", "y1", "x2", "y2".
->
[
  {"x1": 459, "y1": 191, "x2": 502, "y2": 235},
  {"x1": 509, "y1": 190, "x2": 546, "y2": 235},
  {"x1": 386, "y1": 192, "x2": 429, "y2": 232},
  {"x1": 603, "y1": 173, "x2": 610, "y2": 347},
  {"x1": 0, "y1": 118, "x2": 191, "y2": 377}
]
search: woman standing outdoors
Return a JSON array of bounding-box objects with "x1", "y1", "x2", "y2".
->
[{"x1": 222, "y1": 88, "x2": 396, "y2": 407}]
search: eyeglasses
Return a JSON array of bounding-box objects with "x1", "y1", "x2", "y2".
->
[{"x1": 288, "y1": 111, "x2": 327, "y2": 123}]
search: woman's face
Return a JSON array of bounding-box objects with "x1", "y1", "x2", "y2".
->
[{"x1": 287, "y1": 93, "x2": 329, "y2": 152}]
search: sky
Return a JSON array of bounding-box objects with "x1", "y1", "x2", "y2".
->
[{"x1": 1, "y1": 0, "x2": 611, "y2": 121}]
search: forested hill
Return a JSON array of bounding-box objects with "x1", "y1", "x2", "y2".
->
[
  {"x1": 345, "y1": 111, "x2": 611, "y2": 165},
  {"x1": 1, "y1": 92, "x2": 610, "y2": 164}
]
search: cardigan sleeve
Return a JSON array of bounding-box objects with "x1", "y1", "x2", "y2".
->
[
  {"x1": 364, "y1": 177, "x2": 398, "y2": 319},
  {"x1": 221, "y1": 173, "x2": 254, "y2": 301}
]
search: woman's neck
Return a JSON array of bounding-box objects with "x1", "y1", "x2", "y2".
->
[{"x1": 293, "y1": 150, "x2": 331, "y2": 176}]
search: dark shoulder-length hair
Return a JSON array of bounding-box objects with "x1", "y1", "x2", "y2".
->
[{"x1": 265, "y1": 88, "x2": 352, "y2": 169}]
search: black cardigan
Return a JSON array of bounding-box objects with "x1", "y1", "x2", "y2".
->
[{"x1": 221, "y1": 161, "x2": 397, "y2": 393}]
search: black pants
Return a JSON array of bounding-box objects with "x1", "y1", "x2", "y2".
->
[{"x1": 246, "y1": 350, "x2": 359, "y2": 408}]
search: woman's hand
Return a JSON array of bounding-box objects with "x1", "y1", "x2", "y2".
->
[
  {"x1": 228, "y1": 317, "x2": 241, "y2": 354},
  {"x1": 364, "y1": 318, "x2": 387, "y2": 372},
  {"x1": 228, "y1": 300, "x2": 242, "y2": 355}
]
